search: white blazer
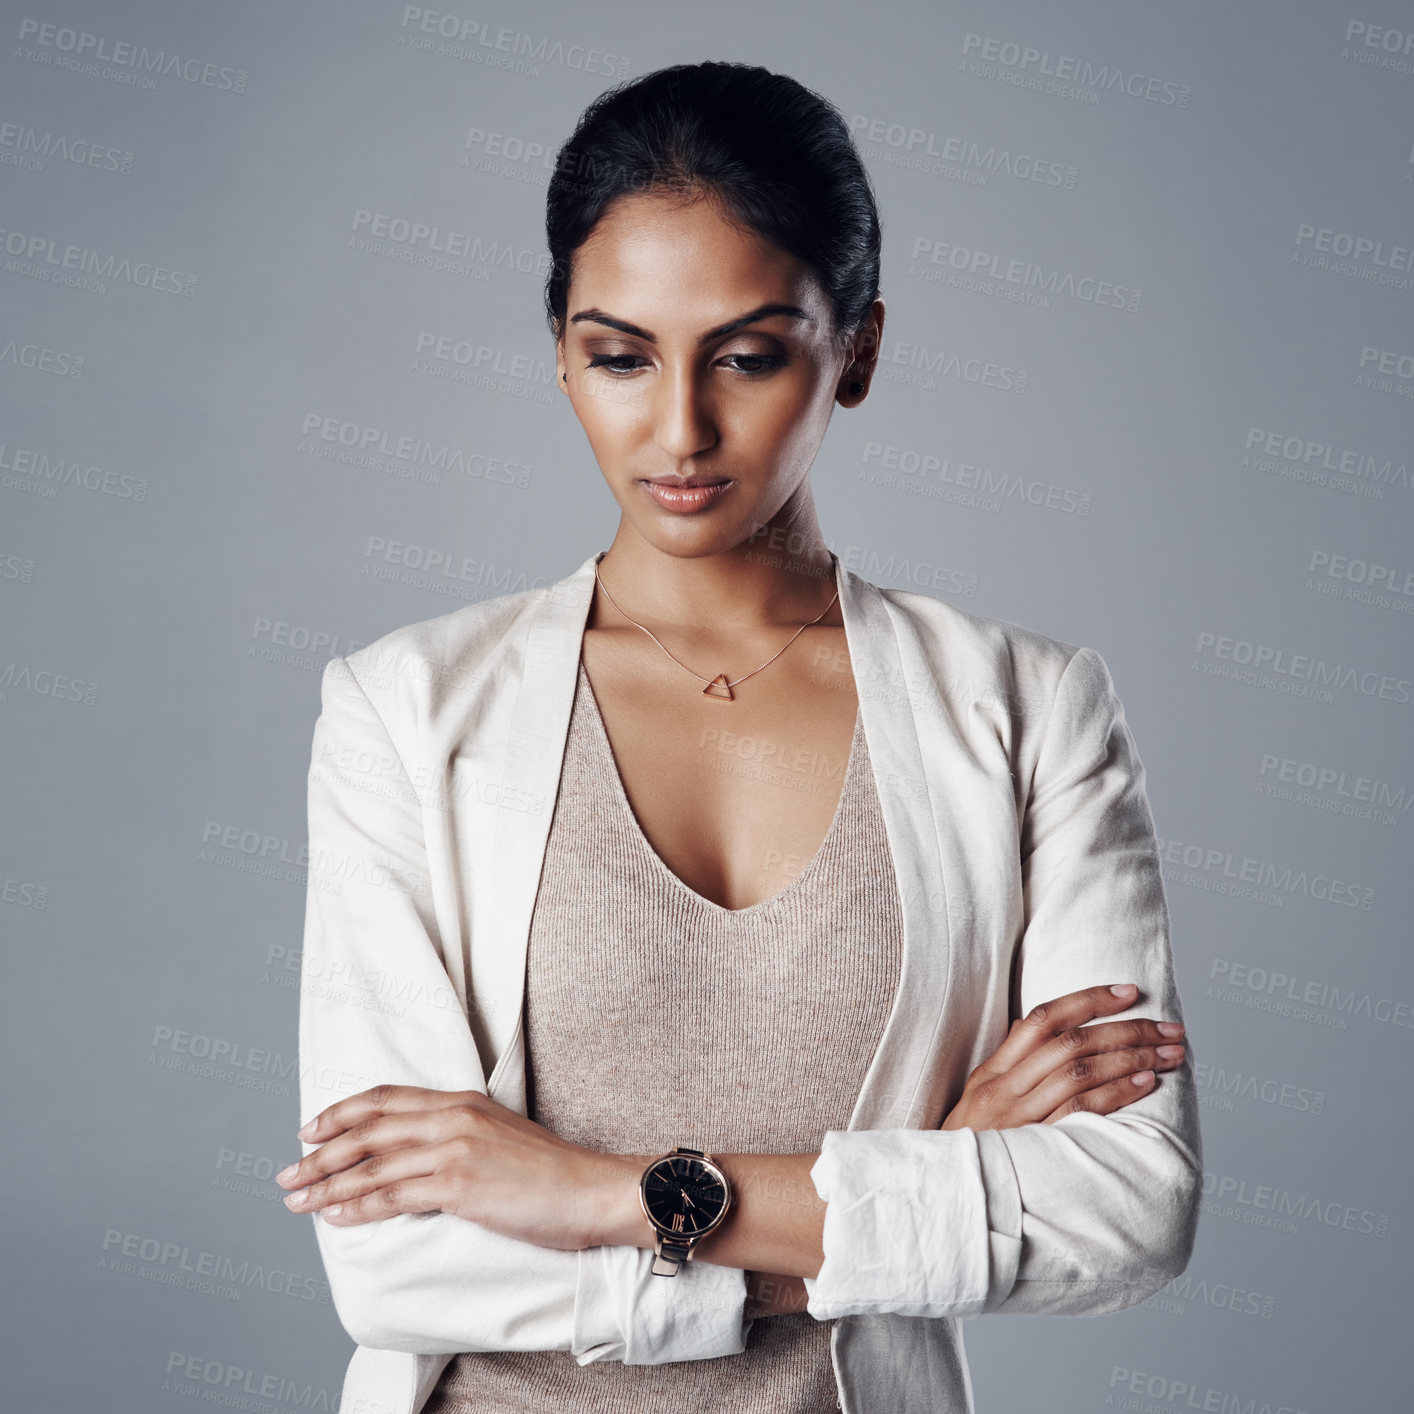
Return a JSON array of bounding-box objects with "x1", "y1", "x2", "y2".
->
[{"x1": 296, "y1": 550, "x2": 1201, "y2": 1414}]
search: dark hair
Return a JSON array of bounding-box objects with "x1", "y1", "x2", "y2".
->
[{"x1": 544, "y1": 61, "x2": 882, "y2": 350}]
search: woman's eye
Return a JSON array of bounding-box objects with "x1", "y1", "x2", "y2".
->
[
  {"x1": 586, "y1": 353, "x2": 645, "y2": 375},
  {"x1": 722, "y1": 353, "x2": 787, "y2": 376}
]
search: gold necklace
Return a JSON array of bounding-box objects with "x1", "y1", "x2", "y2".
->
[{"x1": 591, "y1": 551, "x2": 840, "y2": 701}]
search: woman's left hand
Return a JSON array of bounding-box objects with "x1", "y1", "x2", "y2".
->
[{"x1": 275, "y1": 1084, "x2": 634, "y2": 1252}]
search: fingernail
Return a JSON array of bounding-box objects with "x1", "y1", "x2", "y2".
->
[
  {"x1": 1110, "y1": 984, "x2": 1137, "y2": 997},
  {"x1": 276, "y1": 1164, "x2": 299, "y2": 1185},
  {"x1": 1130, "y1": 1070, "x2": 1154, "y2": 1085},
  {"x1": 297, "y1": 1120, "x2": 316, "y2": 1140},
  {"x1": 322, "y1": 1204, "x2": 343, "y2": 1219},
  {"x1": 284, "y1": 1189, "x2": 309, "y2": 1208},
  {"x1": 1156, "y1": 1045, "x2": 1185, "y2": 1061},
  {"x1": 1157, "y1": 1021, "x2": 1185, "y2": 1037}
]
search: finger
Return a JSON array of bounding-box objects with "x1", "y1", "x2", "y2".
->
[
  {"x1": 282, "y1": 1100, "x2": 479, "y2": 1190},
  {"x1": 1042, "y1": 1066, "x2": 1167, "y2": 1124},
  {"x1": 316, "y1": 1173, "x2": 450, "y2": 1226},
  {"x1": 972, "y1": 983, "x2": 1144, "y2": 1080},
  {"x1": 1024, "y1": 1044, "x2": 1186, "y2": 1118},
  {"x1": 1000, "y1": 1017, "x2": 1185, "y2": 1099},
  {"x1": 285, "y1": 1140, "x2": 443, "y2": 1215},
  {"x1": 296, "y1": 1084, "x2": 479, "y2": 1149}
]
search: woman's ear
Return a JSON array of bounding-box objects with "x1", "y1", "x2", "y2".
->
[{"x1": 837, "y1": 297, "x2": 885, "y2": 406}]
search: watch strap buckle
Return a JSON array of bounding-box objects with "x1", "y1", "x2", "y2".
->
[{"x1": 651, "y1": 1233, "x2": 694, "y2": 1276}]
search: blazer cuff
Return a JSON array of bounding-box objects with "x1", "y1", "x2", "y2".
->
[
  {"x1": 573, "y1": 1244, "x2": 750, "y2": 1366},
  {"x1": 802, "y1": 1128, "x2": 1015, "y2": 1320}
]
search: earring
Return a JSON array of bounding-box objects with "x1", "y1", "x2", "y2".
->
[
  {"x1": 561, "y1": 371, "x2": 567, "y2": 383},
  {"x1": 849, "y1": 381, "x2": 864, "y2": 395}
]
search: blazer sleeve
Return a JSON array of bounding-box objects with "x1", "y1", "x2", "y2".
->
[
  {"x1": 801, "y1": 645, "x2": 1202, "y2": 1319},
  {"x1": 297, "y1": 656, "x2": 749, "y2": 1361}
]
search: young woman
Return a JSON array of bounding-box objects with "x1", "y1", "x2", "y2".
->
[{"x1": 279, "y1": 62, "x2": 1200, "y2": 1414}]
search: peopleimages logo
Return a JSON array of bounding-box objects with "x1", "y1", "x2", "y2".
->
[
  {"x1": 1341, "y1": 20, "x2": 1414, "y2": 76},
  {"x1": 0, "y1": 335, "x2": 85, "y2": 377},
  {"x1": 875, "y1": 340, "x2": 1028, "y2": 394},
  {"x1": 1142, "y1": 1272, "x2": 1276, "y2": 1321},
  {"x1": 1306, "y1": 549, "x2": 1414, "y2": 614},
  {"x1": 1208, "y1": 958, "x2": 1414, "y2": 1032},
  {"x1": 100, "y1": 1229, "x2": 329, "y2": 1303},
  {"x1": 1242, "y1": 425, "x2": 1411, "y2": 499},
  {"x1": 1155, "y1": 832, "x2": 1375, "y2": 911},
  {"x1": 908, "y1": 235, "x2": 1142, "y2": 311},
  {"x1": 1256, "y1": 751, "x2": 1411, "y2": 822},
  {"x1": 1245, "y1": 425, "x2": 1410, "y2": 481},
  {"x1": 0, "y1": 119, "x2": 134, "y2": 175},
  {"x1": 299, "y1": 413, "x2": 532, "y2": 488},
  {"x1": 959, "y1": 32, "x2": 1193, "y2": 107},
  {"x1": 1192, "y1": 1061, "x2": 1325, "y2": 1115},
  {"x1": 0, "y1": 223, "x2": 198, "y2": 295},
  {"x1": 859, "y1": 440, "x2": 1092, "y2": 516},
  {"x1": 1200, "y1": 1168, "x2": 1391, "y2": 1238},
  {"x1": 0, "y1": 662, "x2": 99, "y2": 707},
  {"x1": 1107, "y1": 1363, "x2": 1315, "y2": 1414},
  {"x1": 396, "y1": 9, "x2": 629, "y2": 78},
  {"x1": 1293, "y1": 222, "x2": 1414, "y2": 292},
  {"x1": 0, "y1": 441, "x2": 148, "y2": 501},
  {"x1": 14, "y1": 17, "x2": 248, "y2": 92},
  {"x1": 162, "y1": 1351, "x2": 349, "y2": 1410},
  {"x1": 848, "y1": 113, "x2": 1079, "y2": 189},
  {"x1": 1192, "y1": 629, "x2": 1413, "y2": 708}
]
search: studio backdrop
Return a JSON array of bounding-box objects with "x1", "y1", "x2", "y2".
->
[{"x1": 2, "y1": 2, "x2": 1410, "y2": 1411}]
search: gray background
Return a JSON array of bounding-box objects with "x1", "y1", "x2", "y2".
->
[{"x1": 3, "y1": 2, "x2": 1410, "y2": 1410}]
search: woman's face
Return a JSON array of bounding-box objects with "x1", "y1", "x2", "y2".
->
[{"x1": 555, "y1": 189, "x2": 879, "y2": 559}]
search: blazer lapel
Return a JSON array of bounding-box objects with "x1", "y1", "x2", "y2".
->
[
  {"x1": 479, "y1": 555, "x2": 599, "y2": 1109},
  {"x1": 836, "y1": 564, "x2": 954, "y2": 1130}
]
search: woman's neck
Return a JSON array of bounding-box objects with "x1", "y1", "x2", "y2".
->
[{"x1": 596, "y1": 500, "x2": 837, "y2": 635}]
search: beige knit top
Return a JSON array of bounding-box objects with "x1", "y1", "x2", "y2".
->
[{"x1": 423, "y1": 660, "x2": 904, "y2": 1413}]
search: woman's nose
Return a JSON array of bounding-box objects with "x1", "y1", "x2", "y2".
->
[{"x1": 652, "y1": 367, "x2": 717, "y2": 458}]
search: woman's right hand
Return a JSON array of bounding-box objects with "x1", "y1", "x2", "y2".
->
[{"x1": 940, "y1": 982, "x2": 1186, "y2": 1131}]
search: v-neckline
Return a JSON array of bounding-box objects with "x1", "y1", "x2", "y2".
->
[{"x1": 574, "y1": 659, "x2": 862, "y2": 917}]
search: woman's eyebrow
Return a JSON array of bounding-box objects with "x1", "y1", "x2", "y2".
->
[{"x1": 568, "y1": 302, "x2": 812, "y2": 345}]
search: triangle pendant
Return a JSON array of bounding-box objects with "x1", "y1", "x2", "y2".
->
[{"x1": 702, "y1": 674, "x2": 734, "y2": 701}]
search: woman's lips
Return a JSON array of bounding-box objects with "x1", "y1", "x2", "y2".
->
[{"x1": 641, "y1": 479, "x2": 733, "y2": 513}]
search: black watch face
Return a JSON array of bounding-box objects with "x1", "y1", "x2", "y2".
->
[{"x1": 643, "y1": 1155, "x2": 728, "y2": 1237}]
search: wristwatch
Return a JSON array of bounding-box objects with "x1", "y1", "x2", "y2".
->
[{"x1": 639, "y1": 1146, "x2": 734, "y2": 1276}]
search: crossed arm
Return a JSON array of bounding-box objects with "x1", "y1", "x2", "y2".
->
[{"x1": 280, "y1": 983, "x2": 1186, "y2": 1315}]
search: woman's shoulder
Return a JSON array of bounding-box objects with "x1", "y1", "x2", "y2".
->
[
  {"x1": 860, "y1": 579, "x2": 1137, "y2": 778},
  {"x1": 865, "y1": 577, "x2": 1092, "y2": 713},
  {"x1": 329, "y1": 577, "x2": 559, "y2": 719}
]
